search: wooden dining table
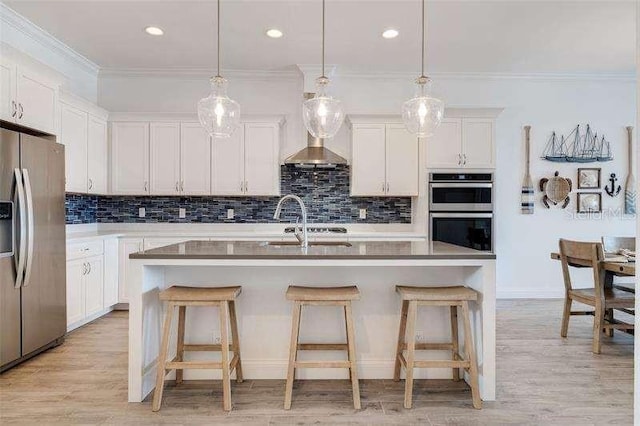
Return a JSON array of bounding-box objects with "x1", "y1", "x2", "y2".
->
[{"x1": 550, "y1": 252, "x2": 636, "y2": 278}]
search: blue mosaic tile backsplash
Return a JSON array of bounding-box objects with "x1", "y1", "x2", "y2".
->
[{"x1": 65, "y1": 165, "x2": 411, "y2": 224}]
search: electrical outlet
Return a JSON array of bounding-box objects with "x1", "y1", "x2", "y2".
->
[
  {"x1": 179, "y1": 208, "x2": 186, "y2": 219},
  {"x1": 359, "y1": 208, "x2": 366, "y2": 219},
  {"x1": 138, "y1": 207, "x2": 146, "y2": 218},
  {"x1": 415, "y1": 332, "x2": 425, "y2": 343},
  {"x1": 227, "y1": 209, "x2": 234, "y2": 219},
  {"x1": 214, "y1": 336, "x2": 221, "y2": 344}
]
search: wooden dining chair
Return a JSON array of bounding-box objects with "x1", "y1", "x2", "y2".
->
[{"x1": 559, "y1": 239, "x2": 635, "y2": 354}]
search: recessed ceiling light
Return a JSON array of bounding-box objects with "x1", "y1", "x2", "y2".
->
[
  {"x1": 266, "y1": 28, "x2": 284, "y2": 39},
  {"x1": 145, "y1": 26, "x2": 164, "y2": 36},
  {"x1": 382, "y1": 29, "x2": 399, "y2": 39}
]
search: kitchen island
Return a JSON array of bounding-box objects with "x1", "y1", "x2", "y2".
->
[{"x1": 127, "y1": 240, "x2": 496, "y2": 403}]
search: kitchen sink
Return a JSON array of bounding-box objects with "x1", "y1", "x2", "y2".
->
[{"x1": 265, "y1": 241, "x2": 352, "y2": 247}]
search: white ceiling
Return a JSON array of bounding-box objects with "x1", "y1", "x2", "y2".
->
[{"x1": 4, "y1": 0, "x2": 637, "y2": 75}]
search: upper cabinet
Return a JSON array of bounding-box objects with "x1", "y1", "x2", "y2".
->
[
  {"x1": 1, "y1": 59, "x2": 59, "y2": 135},
  {"x1": 426, "y1": 117, "x2": 494, "y2": 169},
  {"x1": 59, "y1": 93, "x2": 108, "y2": 194},
  {"x1": 111, "y1": 117, "x2": 282, "y2": 197},
  {"x1": 349, "y1": 120, "x2": 419, "y2": 197},
  {"x1": 212, "y1": 121, "x2": 281, "y2": 196},
  {"x1": 111, "y1": 122, "x2": 150, "y2": 195}
]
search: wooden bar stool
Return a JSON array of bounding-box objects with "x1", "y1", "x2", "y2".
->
[
  {"x1": 393, "y1": 285, "x2": 481, "y2": 410},
  {"x1": 152, "y1": 286, "x2": 243, "y2": 412},
  {"x1": 284, "y1": 285, "x2": 361, "y2": 410}
]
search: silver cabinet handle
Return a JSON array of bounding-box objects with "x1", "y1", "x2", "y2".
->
[
  {"x1": 382, "y1": 182, "x2": 385, "y2": 193},
  {"x1": 463, "y1": 154, "x2": 467, "y2": 166},
  {"x1": 386, "y1": 182, "x2": 390, "y2": 193},
  {"x1": 244, "y1": 181, "x2": 248, "y2": 193},
  {"x1": 87, "y1": 262, "x2": 91, "y2": 275},
  {"x1": 18, "y1": 103, "x2": 23, "y2": 119},
  {"x1": 82, "y1": 262, "x2": 87, "y2": 275},
  {"x1": 88, "y1": 178, "x2": 93, "y2": 190},
  {"x1": 240, "y1": 181, "x2": 244, "y2": 192},
  {"x1": 175, "y1": 182, "x2": 179, "y2": 193},
  {"x1": 457, "y1": 154, "x2": 462, "y2": 166},
  {"x1": 11, "y1": 100, "x2": 17, "y2": 117},
  {"x1": 144, "y1": 181, "x2": 148, "y2": 193},
  {"x1": 13, "y1": 169, "x2": 26, "y2": 289},
  {"x1": 180, "y1": 181, "x2": 184, "y2": 192},
  {"x1": 22, "y1": 169, "x2": 34, "y2": 287}
]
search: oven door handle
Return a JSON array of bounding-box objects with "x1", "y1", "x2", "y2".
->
[
  {"x1": 429, "y1": 183, "x2": 493, "y2": 189},
  {"x1": 430, "y1": 213, "x2": 493, "y2": 218}
]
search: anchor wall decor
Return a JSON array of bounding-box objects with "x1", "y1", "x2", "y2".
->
[{"x1": 605, "y1": 173, "x2": 622, "y2": 197}]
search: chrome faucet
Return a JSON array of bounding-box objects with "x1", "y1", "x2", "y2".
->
[{"x1": 273, "y1": 194, "x2": 308, "y2": 249}]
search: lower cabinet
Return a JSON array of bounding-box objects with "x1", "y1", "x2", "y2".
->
[{"x1": 66, "y1": 238, "x2": 119, "y2": 331}]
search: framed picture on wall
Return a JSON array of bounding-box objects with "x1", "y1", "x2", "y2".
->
[
  {"x1": 577, "y1": 192, "x2": 602, "y2": 213},
  {"x1": 577, "y1": 168, "x2": 601, "y2": 189}
]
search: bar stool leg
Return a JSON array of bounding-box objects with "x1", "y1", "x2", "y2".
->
[
  {"x1": 175, "y1": 306, "x2": 186, "y2": 385},
  {"x1": 284, "y1": 301, "x2": 302, "y2": 410},
  {"x1": 228, "y1": 300, "x2": 243, "y2": 383},
  {"x1": 152, "y1": 301, "x2": 175, "y2": 412},
  {"x1": 344, "y1": 301, "x2": 361, "y2": 410},
  {"x1": 403, "y1": 300, "x2": 418, "y2": 409},
  {"x1": 461, "y1": 301, "x2": 481, "y2": 409},
  {"x1": 450, "y1": 305, "x2": 460, "y2": 382},
  {"x1": 219, "y1": 301, "x2": 232, "y2": 411},
  {"x1": 394, "y1": 300, "x2": 409, "y2": 382}
]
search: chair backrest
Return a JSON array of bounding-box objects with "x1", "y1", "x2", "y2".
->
[
  {"x1": 558, "y1": 239, "x2": 604, "y2": 294},
  {"x1": 601, "y1": 236, "x2": 635, "y2": 254}
]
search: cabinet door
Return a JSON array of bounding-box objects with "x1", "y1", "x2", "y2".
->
[
  {"x1": 426, "y1": 118, "x2": 462, "y2": 169},
  {"x1": 212, "y1": 126, "x2": 244, "y2": 195},
  {"x1": 350, "y1": 124, "x2": 386, "y2": 196},
  {"x1": 385, "y1": 124, "x2": 419, "y2": 196},
  {"x1": 150, "y1": 122, "x2": 181, "y2": 195},
  {"x1": 103, "y1": 238, "x2": 119, "y2": 308},
  {"x1": 0, "y1": 60, "x2": 17, "y2": 123},
  {"x1": 111, "y1": 122, "x2": 150, "y2": 195},
  {"x1": 60, "y1": 103, "x2": 88, "y2": 193},
  {"x1": 87, "y1": 115, "x2": 108, "y2": 194},
  {"x1": 66, "y1": 260, "x2": 85, "y2": 326},
  {"x1": 84, "y1": 256, "x2": 104, "y2": 317},
  {"x1": 244, "y1": 123, "x2": 280, "y2": 196},
  {"x1": 16, "y1": 66, "x2": 58, "y2": 134},
  {"x1": 180, "y1": 123, "x2": 211, "y2": 195},
  {"x1": 462, "y1": 118, "x2": 494, "y2": 169},
  {"x1": 118, "y1": 238, "x2": 143, "y2": 303}
]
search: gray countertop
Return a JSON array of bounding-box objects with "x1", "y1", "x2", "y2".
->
[{"x1": 129, "y1": 240, "x2": 496, "y2": 260}]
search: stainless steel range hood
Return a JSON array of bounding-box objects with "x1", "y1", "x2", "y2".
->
[{"x1": 284, "y1": 93, "x2": 347, "y2": 168}]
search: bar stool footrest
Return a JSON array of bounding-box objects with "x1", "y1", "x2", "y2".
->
[
  {"x1": 294, "y1": 361, "x2": 352, "y2": 369},
  {"x1": 298, "y1": 343, "x2": 348, "y2": 351},
  {"x1": 166, "y1": 361, "x2": 223, "y2": 370},
  {"x1": 183, "y1": 344, "x2": 234, "y2": 351}
]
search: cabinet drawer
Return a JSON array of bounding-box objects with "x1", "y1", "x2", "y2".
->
[{"x1": 67, "y1": 240, "x2": 104, "y2": 260}]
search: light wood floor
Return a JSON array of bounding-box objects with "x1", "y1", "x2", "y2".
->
[{"x1": 0, "y1": 300, "x2": 633, "y2": 425}]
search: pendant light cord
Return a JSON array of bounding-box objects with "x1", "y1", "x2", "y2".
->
[
  {"x1": 217, "y1": 0, "x2": 221, "y2": 77},
  {"x1": 321, "y1": 0, "x2": 325, "y2": 78},
  {"x1": 421, "y1": 0, "x2": 425, "y2": 77}
]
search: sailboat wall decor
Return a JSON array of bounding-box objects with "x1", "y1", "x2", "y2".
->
[{"x1": 541, "y1": 124, "x2": 613, "y2": 163}]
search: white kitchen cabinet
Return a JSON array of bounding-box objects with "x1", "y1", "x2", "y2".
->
[
  {"x1": 103, "y1": 238, "x2": 119, "y2": 308},
  {"x1": 350, "y1": 122, "x2": 418, "y2": 196},
  {"x1": 0, "y1": 60, "x2": 17, "y2": 123},
  {"x1": 0, "y1": 60, "x2": 59, "y2": 134},
  {"x1": 118, "y1": 238, "x2": 144, "y2": 304},
  {"x1": 111, "y1": 122, "x2": 150, "y2": 195},
  {"x1": 87, "y1": 115, "x2": 108, "y2": 194},
  {"x1": 244, "y1": 123, "x2": 280, "y2": 196},
  {"x1": 60, "y1": 102, "x2": 88, "y2": 193},
  {"x1": 66, "y1": 259, "x2": 85, "y2": 326},
  {"x1": 212, "y1": 122, "x2": 280, "y2": 196},
  {"x1": 84, "y1": 256, "x2": 104, "y2": 317},
  {"x1": 212, "y1": 127, "x2": 245, "y2": 195},
  {"x1": 426, "y1": 118, "x2": 494, "y2": 169},
  {"x1": 150, "y1": 122, "x2": 181, "y2": 195},
  {"x1": 351, "y1": 124, "x2": 386, "y2": 196},
  {"x1": 181, "y1": 123, "x2": 212, "y2": 195}
]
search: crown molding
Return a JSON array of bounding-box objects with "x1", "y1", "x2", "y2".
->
[{"x1": 0, "y1": 3, "x2": 100, "y2": 76}]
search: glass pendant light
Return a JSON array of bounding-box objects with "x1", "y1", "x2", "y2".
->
[
  {"x1": 402, "y1": 0, "x2": 443, "y2": 137},
  {"x1": 198, "y1": 0, "x2": 240, "y2": 138},
  {"x1": 302, "y1": 0, "x2": 345, "y2": 139}
]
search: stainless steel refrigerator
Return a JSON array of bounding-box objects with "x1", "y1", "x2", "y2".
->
[{"x1": 0, "y1": 124, "x2": 66, "y2": 372}]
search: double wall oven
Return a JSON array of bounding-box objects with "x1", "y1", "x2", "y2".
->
[{"x1": 429, "y1": 173, "x2": 494, "y2": 252}]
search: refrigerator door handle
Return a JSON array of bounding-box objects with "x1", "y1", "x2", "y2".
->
[
  {"x1": 13, "y1": 169, "x2": 27, "y2": 289},
  {"x1": 22, "y1": 169, "x2": 35, "y2": 287}
]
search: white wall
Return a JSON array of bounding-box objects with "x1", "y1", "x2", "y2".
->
[{"x1": 98, "y1": 71, "x2": 636, "y2": 299}]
